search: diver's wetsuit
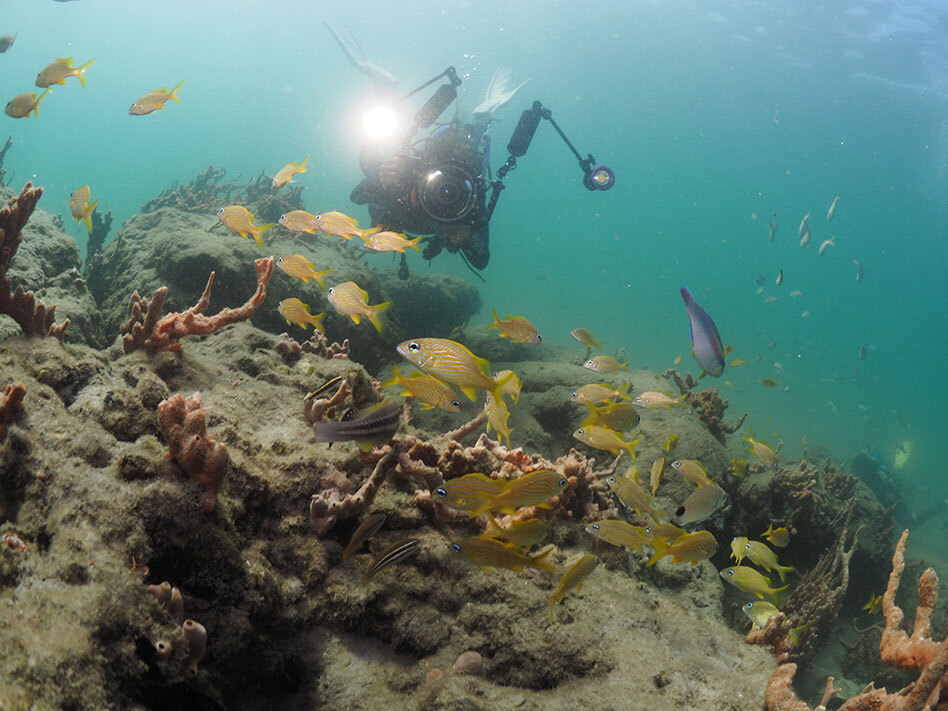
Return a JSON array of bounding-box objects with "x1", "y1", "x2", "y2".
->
[{"x1": 350, "y1": 122, "x2": 491, "y2": 270}]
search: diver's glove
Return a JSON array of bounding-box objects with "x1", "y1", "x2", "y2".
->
[{"x1": 422, "y1": 236, "x2": 444, "y2": 261}]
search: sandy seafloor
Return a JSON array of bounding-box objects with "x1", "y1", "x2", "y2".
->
[{"x1": 0, "y1": 186, "x2": 935, "y2": 711}]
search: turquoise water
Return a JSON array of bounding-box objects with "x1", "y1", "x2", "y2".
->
[{"x1": 3, "y1": 0, "x2": 945, "y2": 504}]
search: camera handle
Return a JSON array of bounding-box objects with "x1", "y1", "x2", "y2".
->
[{"x1": 486, "y1": 100, "x2": 611, "y2": 219}]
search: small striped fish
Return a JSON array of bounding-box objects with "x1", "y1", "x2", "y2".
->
[
  {"x1": 327, "y1": 281, "x2": 391, "y2": 333},
  {"x1": 279, "y1": 209, "x2": 318, "y2": 233},
  {"x1": 573, "y1": 425, "x2": 639, "y2": 458},
  {"x1": 720, "y1": 565, "x2": 788, "y2": 604},
  {"x1": 384, "y1": 365, "x2": 461, "y2": 412},
  {"x1": 483, "y1": 391, "x2": 512, "y2": 449},
  {"x1": 607, "y1": 473, "x2": 665, "y2": 521},
  {"x1": 670, "y1": 459, "x2": 713, "y2": 488},
  {"x1": 648, "y1": 530, "x2": 718, "y2": 567},
  {"x1": 741, "y1": 540, "x2": 794, "y2": 582},
  {"x1": 451, "y1": 537, "x2": 555, "y2": 572},
  {"x1": 435, "y1": 473, "x2": 505, "y2": 512},
  {"x1": 483, "y1": 514, "x2": 547, "y2": 548},
  {"x1": 397, "y1": 338, "x2": 506, "y2": 401},
  {"x1": 472, "y1": 469, "x2": 569, "y2": 515},
  {"x1": 549, "y1": 554, "x2": 599, "y2": 622},
  {"x1": 583, "y1": 355, "x2": 628, "y2": 373},
  {"x1": 312, "y1": 399, "x2": 400, "y2": 451},
  {"x1": 581, "y1": 401, "x2": 640, "y2": 431},
  {"x1": 584, "y1": 520, "x2": 653, "y2": 551},
  {"x1": 342, "y1": 512, "x2": 386, "y2": 561},
  {"x1": 361, "y1": 538, "x2": 420, "y2": 584}
]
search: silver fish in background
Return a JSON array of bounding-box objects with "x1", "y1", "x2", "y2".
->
[
  {"x1": 799, "y1": 230, "x2": 810, "y2": 248},
  {"x1": 826, "y1": 194, "x2": 840, "y2": 222},
  {"x1": 818, "y1": 237, "x2": 835, "y2": 256},
  {"x1": 850, "y1": 258, "x2": 864, "y2": 283},
  {"x1": 776, "y1": 269, "x2": 783, "y2": 287},
  {"x1": 680, "y1": 286, "x2": 725, "y2": 377},
  {"x1": 859, "y1": 343, "x2": 868, "y2": 361},
  {"x1": 312, "y1": 399, "x2": 400, "y2": 450},
  {"x1": 798, "y1": 210, "x2": 810, "y2": 238},
  {"x1": 768, "y1": 211, "x2": 777, "y2": 243}
]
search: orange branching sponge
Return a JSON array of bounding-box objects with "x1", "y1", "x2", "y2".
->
[
  {"x1": 121, "y1": 256, "x2": 274, "y2": 353},
  {"x1": 157, "y1": 392, "x2": 229, "y2": 512},
  {"x1": 0, "y1": 183, "x2": 69, "y2": 340},
  {"x1": 0, "y1": 382, "x2": 26, "y2": 441},
  {"x1": 760, "y1": 529, "x2": 948, "y2": 711}
]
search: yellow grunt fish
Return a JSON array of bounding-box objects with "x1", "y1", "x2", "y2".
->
[
  {"x1": 451, "y1": 537, "x2": 555, "y2": 573},
  {"x1": 644, "y1": 522, "x2": 686, "y2": 540},
  {"x1": 276, "y1": 254, "x2": 331, "y2": 288},
  {"x1": 570, "y1": 382, "x2": 630, "y2": 405},
  {"x1": 488, "y1": 309, "x2": 542, "y2": 344},
  {"x1": 397, "y1": 338, "x2": 509, "y2": 401},
  {"x1": 759, "y1": 377, "x2": 780, "y2": 388},
  {"x1": 607, "y1": 472, "x2": 664, "y2": 520},
  {"x1": 728, "y1": 357, "x2": 748, "y2": 367},
  {"x1": 670, "y1": 459, "x2": 713, "y2": 488},
  {"x1": 492, "y1": 370, "x2": 522, "y2": 405},
  {"x1": 360, "y1": 230, "x2": 422, "y2": 253},
  {"x1": 484, "y1": 391, "x2": 513, "y2": 449},
  {"x1": 434, "y1": 473, "x2": 504, "y2": 512},
  {"x1": 549, "y1": 554, "x2": 599, "y2": 622},
  {"x1": 279, "y1": 209, "x2": 318, "y2": 233},
  {"x1": 731, "y1": 536, "x2": 750, "y2": 564},
  {"x1": 277, "y1": 298, "x2": 324, "y2": 332},
  {"x1": 743, "y1": 540, "x2": 794, "y2": 582},
  {"x1": 218, "y1": 205, "x2": 273, "y2": 249},
  {"x1": 36, "y1": 56, "x2": 95, "y2": 88},
  {"x1": 647, "y1": 530, "x2": 718, "y2": 566},
  {"x1": 720, "y1": 566, "x2": 788, "y2": 604},
  {"x1": 744, "y1": 431, "x2": 778, "y2": 468},
  {"x1": 384, "y1": 365, "x2": 461, "y2": 412},
  {"x1": 4, "y1": 89, "x2": 50, "y2": 119},
  {"x1": 327, "y1": 281, "x2": 391, "y2": 332},
  {"x1": 272, "y1": 156, "x2": 309, "y2": 189},
  {"x1": 483, "y1": 514, "x2": 547, "y2": 548},
  {"x1": 584, "y1": 519, "x2": 653, "y2": 551},
  {"x1": 69, "y1": 185, "x2": 99, "y2": 234},
  {"x1": 762, "y1": 524, "x2": 790, "y2": 548},
  {"x1": 633, "y1": 391, "x2": 686, "y2": 410},
  {"x1": 128, "y1": 81, "x2": 184, "y2": 115},
  {"x1": 649, "y1": 458, "x2": 665, "y2": 496},
  {"x1": 863, "y1": 593, "x2": 883, "y2": 615},
  {"x1": 663, "y1": 433, "x2": 679, "y2": 453},
  {"x1": 312, "y1": 210, "x2": 377, "y2": 240},
  {"x1": 730, "y1": 458, "x2": 749, "y2": 478},
  {"x1": 742, "y1": 600, "x2": 781, "y2": 628},
  {"x1": 570, "y1": 328, "x2": 603, "y2": 350},
  {"x1": 583, "y1": 355, "x2": 628, "y2": 373},
  {"x1": 573, "y1": 425, "x2": 639, "y2": 458},
  {"x1": 472, "y1": 469, "x2": 569, "y2": 516},
  {"x1": 581, "y1": 401, "x2": 640, "y2": 431}
]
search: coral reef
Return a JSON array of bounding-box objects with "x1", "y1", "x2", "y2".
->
[
  {"x1": 121, "y1": 256, "x2": 273, "y2": 353},
  {"x1": 0, "y1": 382, "x2": 25, "y2": 440},
  {"x1": 272, "y1": 330, "x2": 350, "y2": 364},
  {"x1": 0, "y1": 183, "x2": 69, "y2": 339},
  {"x1": 762, "y1": 530, "x2": 947, "y2": 711},
  {"x1": 664, "y1": 368, "x2": 747, "y2": 443},
  {"x1": 156, "y1": 392, "x2": 230, "y2": 512}
]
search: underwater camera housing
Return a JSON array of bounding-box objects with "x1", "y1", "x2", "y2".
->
[{"x1": 418, "y1": 162, "x2": 479, "y2": 223}]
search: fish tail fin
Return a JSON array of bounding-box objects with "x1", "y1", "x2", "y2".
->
[
  {"x1": 618, "y1": 381, "x2": 632, "y2": 399},
  {"x1": 77, "y1": 57, "x2": 95, "y2": 88},
  {"x1": 772, "y1": 585, "x2": 790, "y2": 606},
  {"x1": 488, "y1": 307, "x2": 501, "y2": 331},
  {"x1": 675, "y1": 394, "x2": 688, "y2": 408},
  {"x1": 580, "y1": 402, "x2": 598, "y2": 428},
  {"x1": 624, "y1": 438, "x2": 641, "y2": 460},
  {"x1": 484, "y1": 512, "x2": 502, "y2": 538},
  {"x1": 311, "y1": 312, "x2": 326, "y2": 334},
  {"x1": 368, "y1": 301, "x2": 391, "y2": 333},
  {"x1": 777, "y1": 565, "x2": 794, "y2": 583},
  {"x1": 593, "y1": 339, "x2": 604, "y2": 351},
  {"x1": 619, "y1": 361, "x2": 629, "y2": 371},
  {"x1": 258, "y1": 222, "x2": 275, "y2": 232},
  {"x1": 646, "y1": 538, "x2": 668, "y2": 567},
  {"x1": 252, "y1": 231, "x2": 264, "y2": 249},
  {"x1": 359, "y1": 225, "x2": 381, "y2": 239},
  {"x1": 169, "y1": 80, "x2": 185, "y2": 103},
  {"x1": 298, "y1": 156, "x2": 310, "y2": 172},
  {"x1": 382, "y1": 365, "x2": 401, "y2": 388},
  {"x1": 530, "y1": 546, "x2": 556, "y2": 572},
  {"x1": 407, "y1": 235, "x2": 422, "y2": 252},
  {"x1": 469, "y1": 493, "x2": 497, "y2": 516},
  {"x1": 502, "y1": 428, "x2": 513, "y2": 450},
  {"x1": 33, "y1": 88, "x2": 51, "y2": 118},
  {"x1": 357, "y1": 232, "x2": 374, "y2": 247}
]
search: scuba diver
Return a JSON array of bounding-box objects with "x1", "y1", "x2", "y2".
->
[{"x1": 326, "y1": 23, "x2": 615, "y2": 274}]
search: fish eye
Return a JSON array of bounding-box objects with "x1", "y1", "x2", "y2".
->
[
  {"x1": 594, "y1": 557, "x2": 601, "y2": 564},
  {"x1": 608, "y1": 476, "x2": 616, "y2": 484},
  {"x1": 745, "y1": 602, "x2": 753, "y2": 610},
  {"x1": 278, "y1": 257, "x2": 284, "y2": 263},
  {"x1": 451, "y1": 543, "x2": 461, "y2": 553},
  {"x1": 218, "y1": 208, "x2": 224, "y2": 214},
  {"x1": 314, "y1": 214, "x2": 321, "y2": 220},
  {"x1": 644, "y1": 526, "x2": 652, "y2": 533},
  {"x1": 592, "y1": 524, "x2": 600, "y2": 531},
  {"x1": 280, "y1": 214, "x2": 286, "y2": 221},
  {"x1": 571, "y1": 391, "x2": 578, "y2": 398},
  {"x1": 451, "y1": 400, "x2": 461, "y2": 407},
  {"x1": 726, "y1": 569, "x2": 735, "y2": 577},
  {"x1": 328, "y1": 287, "x2": 334, "y2": 294},
  {"x1": 436, "y1": 487, "x2": 447, "y2": 498},
  {"x1": 409, "y1": 341, "x2": 420, "y2": 352},
  {"x1": 559, "y1": 477, "x2": 568, "y2": 486},
  {"x1": 536, "y1": 334, "x2": 542, "y2": 341},
  {"x1": 577, "y1": 428, "x2": 584, "y2": 435},
  {"x1": 585, "y1": 360, "x2": 592, "y2": 366},
  {"x1": 672, "y1": 460, "x2": 681, "y2": 467},
  {"x1": 278, "y1": 301, "x2": 284, "y2": 307}
]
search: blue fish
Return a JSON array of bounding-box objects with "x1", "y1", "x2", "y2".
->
[{"x1": 680, "y1": 286, "x2": 725, "y2": 377}]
